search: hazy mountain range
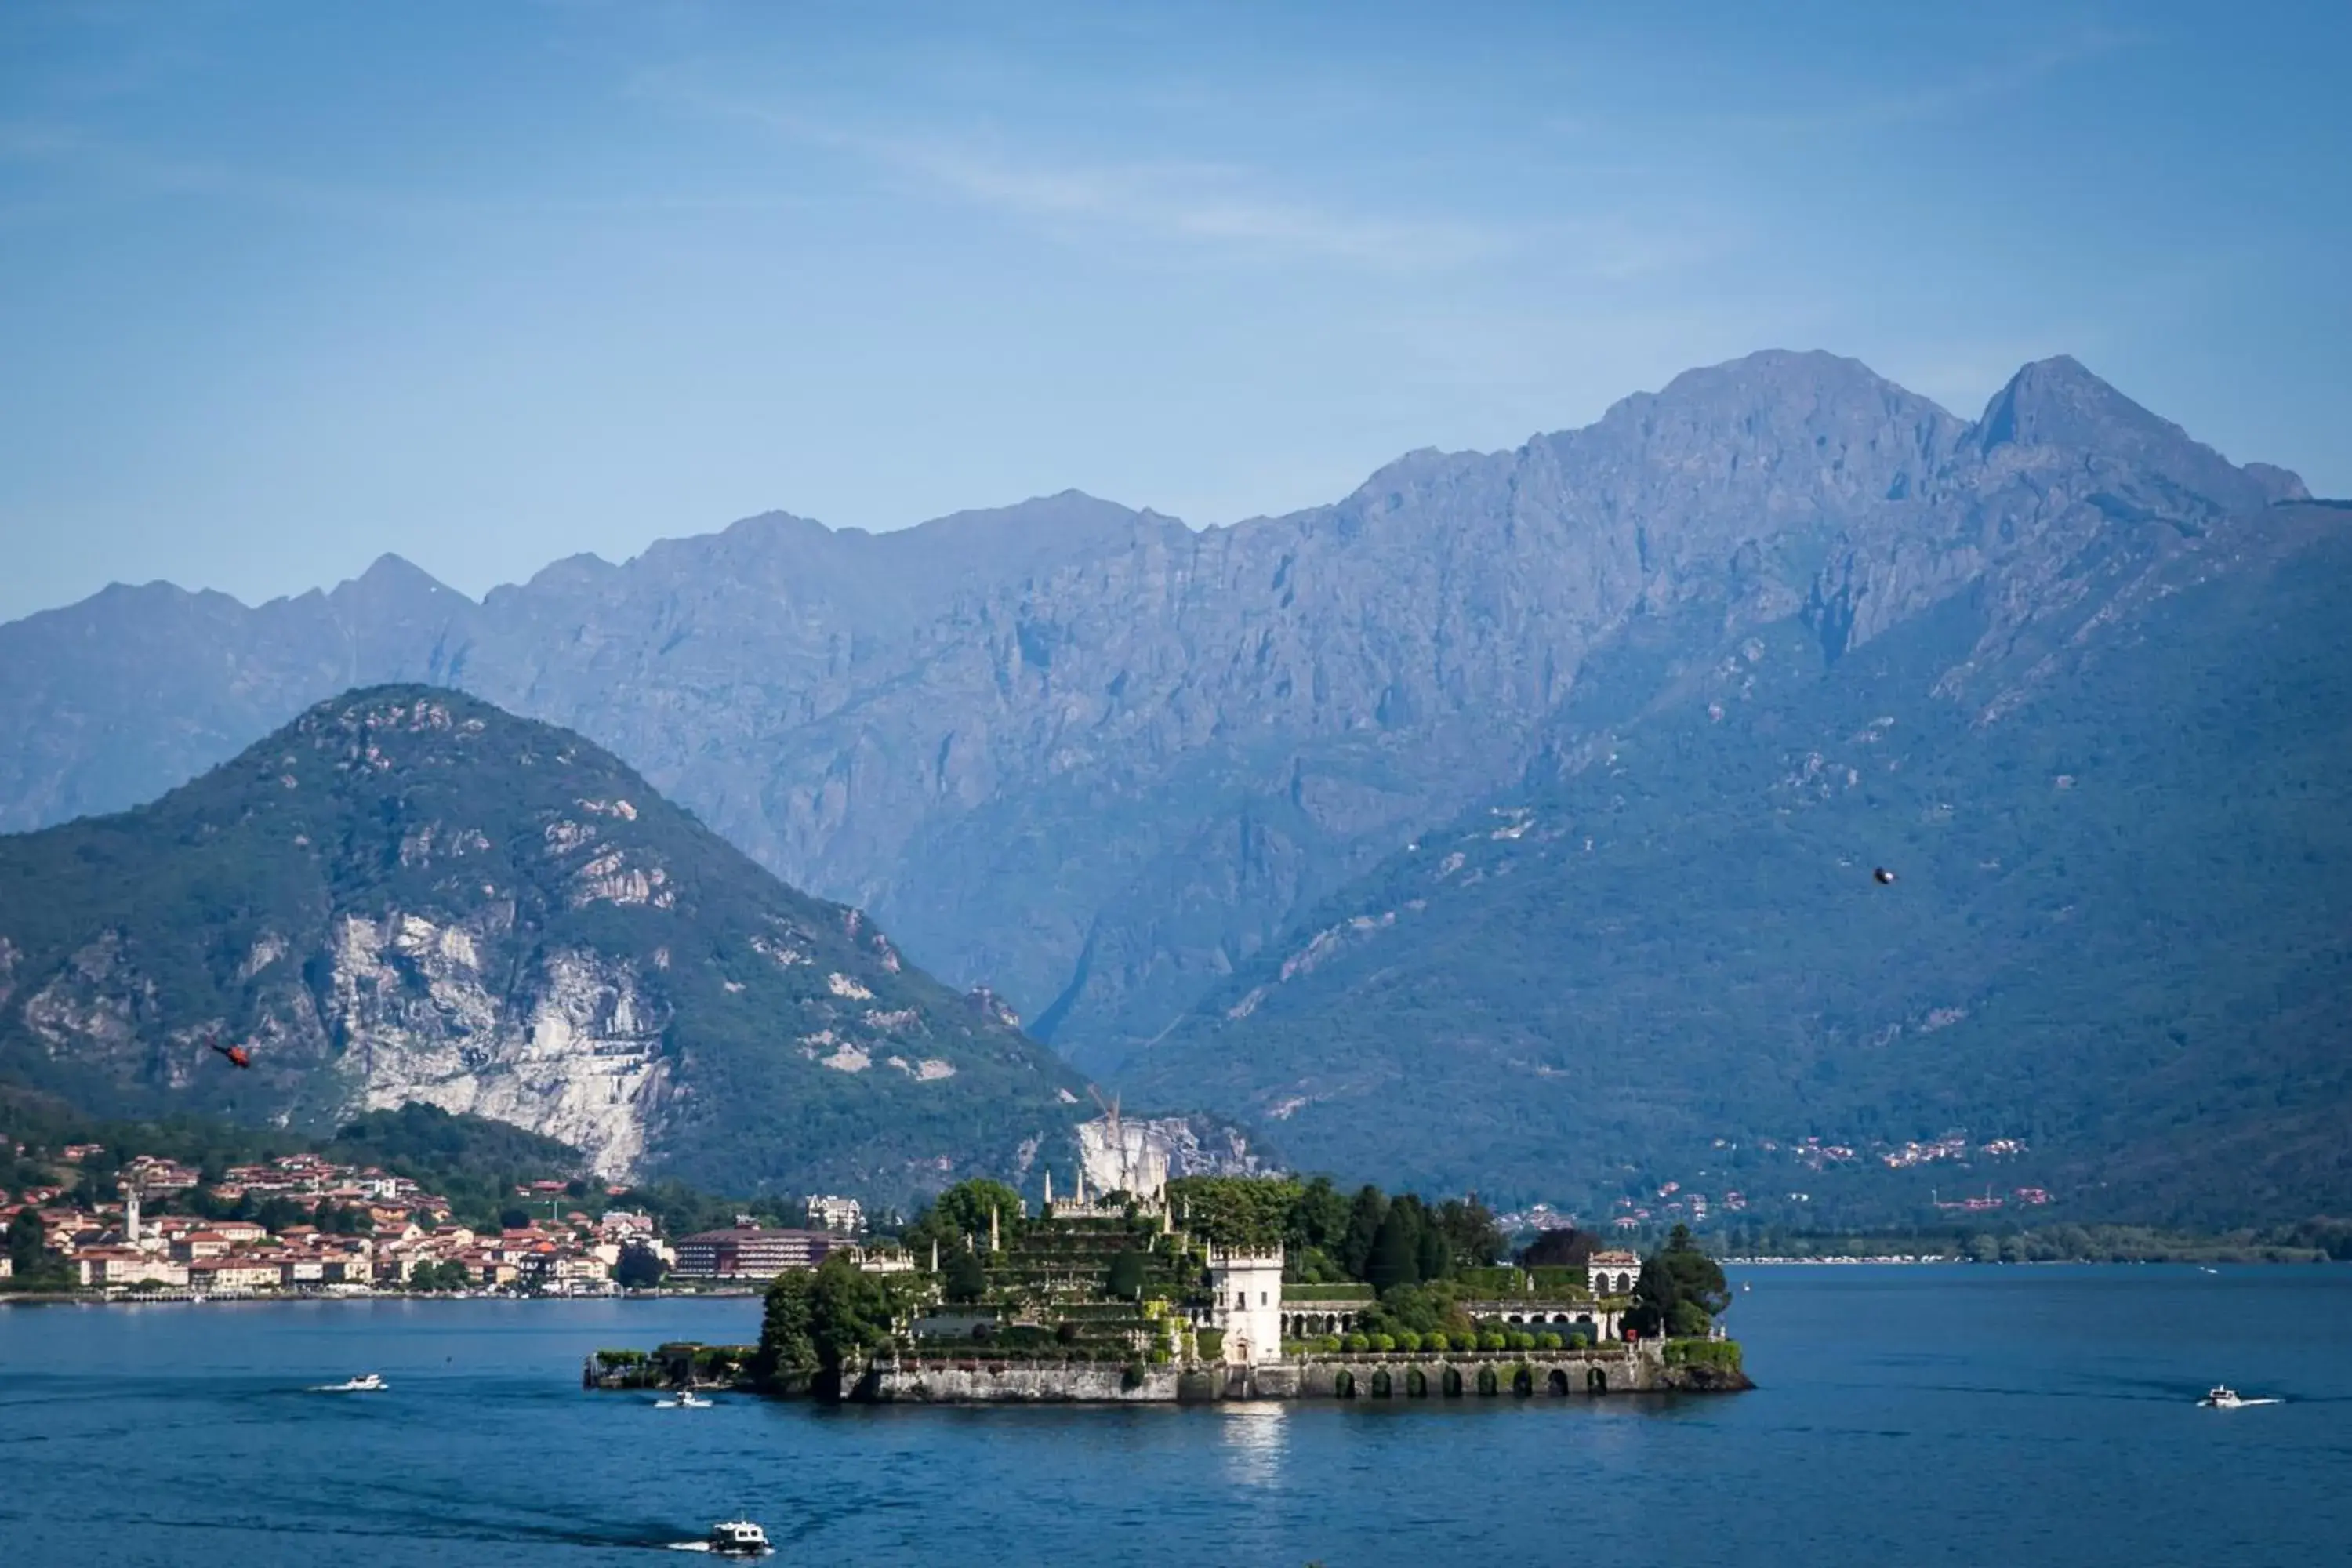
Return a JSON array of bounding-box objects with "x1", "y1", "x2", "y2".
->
[{"x1": 2, "y1": 350, "x2": 2343, "y2": 1221}]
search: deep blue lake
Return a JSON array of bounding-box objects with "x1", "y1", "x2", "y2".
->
[{"x1": 3, "y1": 1265, "x2": 2347, "y2": 1566}]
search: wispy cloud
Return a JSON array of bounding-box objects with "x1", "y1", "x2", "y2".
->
[
  {"x1": 1700, "y1": 27, "x2": 2139, "y2": 137},
  {"x1": 644, "y1": 74, "x2": 1510, "y2": 273}
]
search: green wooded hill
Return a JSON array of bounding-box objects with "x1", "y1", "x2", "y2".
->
[
  {"x1": 1120, "y1": 506, "x2": 2352, "y2": 1226},
  {"x1": 0, "y1": 687, "x2": 1086, "y2": 1205}
]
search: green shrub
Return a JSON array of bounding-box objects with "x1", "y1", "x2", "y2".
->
[
  {"x1": 1121, "y1": 1362, "x2": 1148, "y2": 1391},
  {"x1": 1567, "y1": 1333, "x2": 1591, "y2": 1350},
  {"x1": 1479, "y1": 1331, "x2": 1506, "y2": 1352},
  {"x1": 1396, "y1": 1330, "x2": 1422, "y2": 1353},
  {"x1": 1663, "y1": 1338, "x2": 1744, "y2": 1373},
  {"x1": 1508, "y1": 1331, "x2": 1536, "y2": 1352},
  {"x1": 1344, "y1": 1332, "x2": 1370, "y2": 1353},
  {"x1": 1535, "y1": 1332, "x2": 1563, "y2": 1351},
  {"x1": 1196, "y1": 1328, "x2": 1225, "y2": 1360},
  {"x1": 1423, "y1": 1331, "x2": 1449, "y2": 1352},
  {"x1": 1370, "y1": 1333, "x2": 1396, "y2": 1352},
  {"x1": 1149, "y1": 1348, "x2": 1170, "y2": 1365}
]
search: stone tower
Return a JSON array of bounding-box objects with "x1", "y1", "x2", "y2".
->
[{"x1": 1206, "y1": 1245, "x2": 1285, "y2": 1366}]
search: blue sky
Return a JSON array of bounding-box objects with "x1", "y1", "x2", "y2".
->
[{"x1": 1, "y1": 0, "x2": 2345, "y2": 621}]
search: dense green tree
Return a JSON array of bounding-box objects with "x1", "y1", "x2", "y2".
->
[
  {"x1": 753, "y1": 1256, "x2": 914, "y2": 1392},
  {"x1": 1167, "y1": 1176, "x2": 1298, "y2": 1249},
  {"x1": 1415, "y1": 1220, "x2": 1451, "y2": 1283},
  {"x1": 942, "y1": 1245, "x2": 987, "y2": 1304},
  {"x1": 1517, "y1": 1226, "x2": 1597, "y2": 1269},
  {"x1": 805, "y1": 1254, "x2": 913, "y2": 1385},
  {"x1": 1434, "y1": 1198, "x2": 1507, "y2": 1268},
  {"x1": 902, "y1": 1177, "x2": 1025, "y2": 1261},
  {"x1": 932, "y1": 1178, "x2": 1023, "y2": 1238},
  {"x1": 498, "y1": 1207, "x2": 532, "y2": 1232},
  {"x1": 1287, "y1": 1176, "x2": 1352, "y2": 1254},
  {"x1": 752, "y1": 1270, "x2": 818, "y2": 1383},
  {"x1": 256, "y1": 1196, "x2": 307, "y2": 1234},
  {"x1": 1367, "y1": 1204, "x2": 1423, "y2": 1293},
  {"x1": 1625, "y1": 1225, "x2": 1731, "y2": 1337},
  {"x1": 1106, "y1": 1248, "x2": 1147, "y2": 1301},
  {"x1": 7, "y1": 1207, "x2": 48, "y2": 1273},
  {"x1": 615, "y1": 1244, "x2": 666, "y2": 1289},
  {"x1": 1340, "y1": 1185, "x2": 1388, "y2": 1279}
]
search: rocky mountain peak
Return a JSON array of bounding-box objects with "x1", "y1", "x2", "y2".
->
[{"x1": 1972, "y1": 355, "x2": 2265, "y2": 512}]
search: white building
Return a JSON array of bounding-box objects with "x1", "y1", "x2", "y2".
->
[
  {"x1": 1205, "y1": 1245, "x2": 1285, "y2": 1365},
  {"x1": 1588, "y1": 1248, "x2": 1641, "y2": 1296},
  {"x1": 804, "y1": 1195, "x2": 865, "y2": 1236}
]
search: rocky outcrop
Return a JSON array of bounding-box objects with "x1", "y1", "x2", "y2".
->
[
  {"x1": 329, "y1": 913, "x2": 673, "y2": 1177},
  {"x1": 1074, "y1": 1113, "x2": 1269, "y2": 1196}
]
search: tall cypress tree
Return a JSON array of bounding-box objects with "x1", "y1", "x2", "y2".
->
[
  {"x1": 1367, "y1": 1205, "x2": 1422, "y2": 1293},
  {"x1": 1341, "y1": 1185, "x2": 1388, "y2": 1279}
]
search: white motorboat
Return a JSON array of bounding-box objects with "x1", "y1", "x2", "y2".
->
[
  {"x1": 705, "y1": 1519, "x2": 772, "y2": 1556},
  {"x1": 316, "y1": 1373, "x2": 387, "y2": 1393},
  {"x1": 655, "y1": 1389, "x2": 715, "y2": 1409}
]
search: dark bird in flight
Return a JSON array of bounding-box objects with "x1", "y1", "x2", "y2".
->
[{"x1": 1872, "y1": 866, "x2": 1898, "y2": 886}]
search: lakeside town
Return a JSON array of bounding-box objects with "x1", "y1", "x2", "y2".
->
[{"x1": 0, "y1": 1139, "x2": 887, "y2": 1299}]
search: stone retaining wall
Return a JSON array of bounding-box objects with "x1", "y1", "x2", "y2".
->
[{"x1": 856, "y1": 1345, "x2": 1739, "y2": 1403}]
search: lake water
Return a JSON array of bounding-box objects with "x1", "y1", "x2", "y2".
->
[{"x1": 3, "y1": 1265, "x2": 2348, "y2": 1566}]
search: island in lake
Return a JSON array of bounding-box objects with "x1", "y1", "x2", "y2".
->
[{"x1": 589, "y1": 1166, "x2": 1751, "y2": 1404}]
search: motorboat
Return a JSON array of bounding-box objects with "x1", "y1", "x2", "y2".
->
[
  {"x1": 705, "y1": 1519, "x2": 772, "y2": 1556},
  {"x1": 317, "y1": 1373, "x2": 387, "y2": 1392},
  {"x1": 2200, "y1": 1385, "x2": 2246, "y2": 1408},
  {"x1": 655, "y1": 1389, "x2": 716, "y2": 1410}
]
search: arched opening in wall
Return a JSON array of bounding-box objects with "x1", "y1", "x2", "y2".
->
[
  {"x1": 1406, "y1": 1369, "x2": 1428, "y2": 1398},
  {"x1": 1334, "y1": 1370, "x2": 1356, "y2": 1399},
  {"x1": 1370, "y1": 1370, "x2": 1392, "y2": 1399},
  {"x1": 1512, "y1": 1368, "x2": 1534, "y2": 1398},
  {"x1": 1588, "y1": 1367, "x2": 1608, "y2": 1395},
  {"x1": 1476, "y1": 1367, "x2": 1500, "y2": 1397},
  {"x1": 1442, "y1": 1367, "x2": 1464, "y2": 1398},
  {"x1": 1548, "y1": 1369, "x2": 1570, "y2": 1396},
  {"x1": 1551, "y1": 1313, "x2": 1570, "y2": 1326}
]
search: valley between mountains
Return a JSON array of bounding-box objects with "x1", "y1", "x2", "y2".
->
[{"x1": 2, "y1": 350, "x2": 2344, "y2": 1221}]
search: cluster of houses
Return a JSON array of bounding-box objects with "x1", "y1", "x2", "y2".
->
[
  {"x1": 0, "y1": 1138, "x2": 900, "y2": 1297},
  {"x1": 0, "y1": 1146, "x2": 671, "y2": 1296}
]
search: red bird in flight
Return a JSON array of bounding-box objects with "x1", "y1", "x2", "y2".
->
[{"x1": 207, "y1": 1034, "x2": 252, "y2": 1069}]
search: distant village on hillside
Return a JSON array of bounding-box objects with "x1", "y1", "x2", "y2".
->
[{"x1": 0, "y1": 1140, "x2": 889, "y2": 1298}]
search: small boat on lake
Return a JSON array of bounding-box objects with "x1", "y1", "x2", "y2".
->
[
  {"x1": 704, "y1": 1518, "x2": 772, "y2": 1556},
  {"x1": 315, "y1": 1373, "x2": 387, "y2": 1393},
  {"x1": 654, "y1": 1389, "x2": 716, "y2": 1410},
  {"x1": 2198, "y1": 1385, "x2": 2277, "y2": 1409}
]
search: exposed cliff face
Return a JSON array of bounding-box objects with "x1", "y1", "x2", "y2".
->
[
  {"x1": 0, "y1": 688, "x2": 1087, "y2": 1202},
  {"x1": 327, "y1": 914, "x2": 673, "y2": 1178},
  {"x1": 0, "y1": 354, "x2": 2315, "y2": 1076},
  {"x1": 1073, "y1": 1112, "x2": 1270, "y2": 1196}
]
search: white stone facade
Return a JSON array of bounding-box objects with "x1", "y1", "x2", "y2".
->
[{"x1": 1207, "y1": 1246, "x2": 1285, "y2": 1365}]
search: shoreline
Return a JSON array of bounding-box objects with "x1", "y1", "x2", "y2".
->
[{"x1": 0, "y1": 1287, "x2": 764, "y2": 1308}]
